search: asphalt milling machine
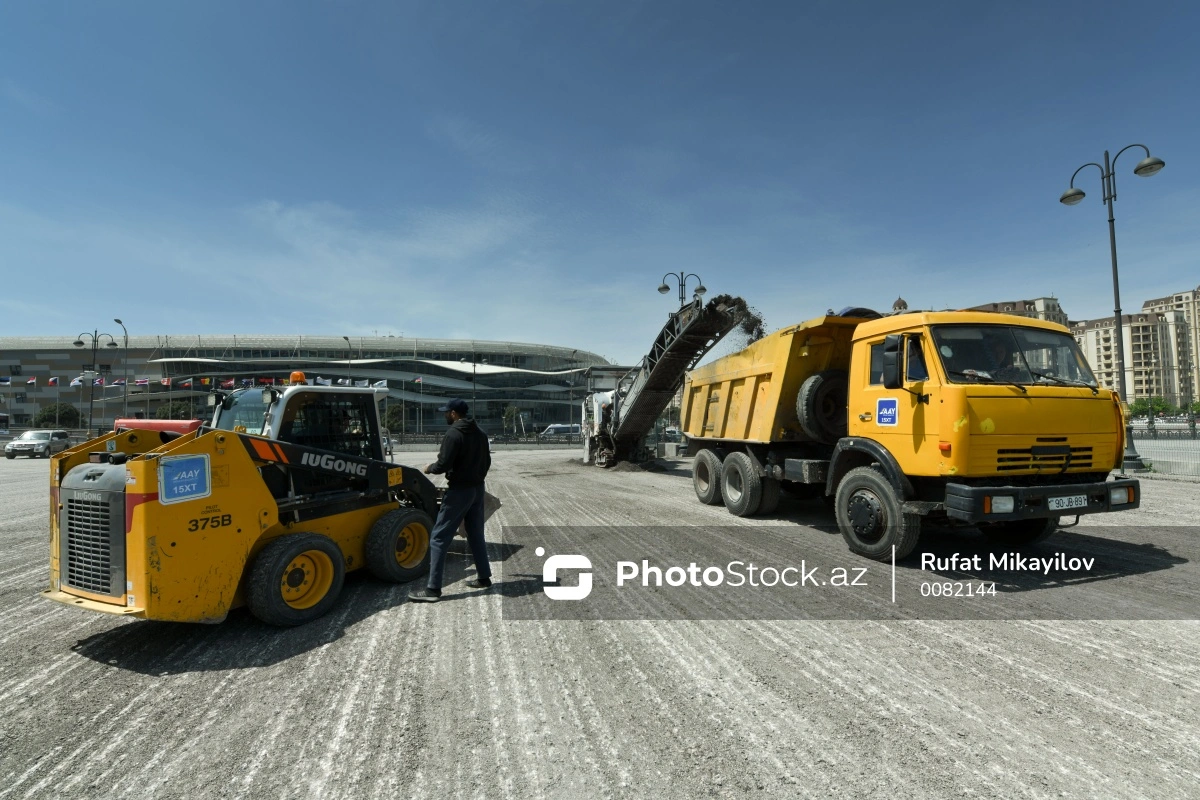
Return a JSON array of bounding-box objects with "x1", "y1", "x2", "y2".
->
[{"x1": 583, "y1": 294, "x2": 749, "y2": 467}]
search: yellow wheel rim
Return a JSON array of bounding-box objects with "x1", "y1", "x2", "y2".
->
[
  {"x1": 280, "y1": 550, "x2": 335, "y2": 610},
  {"x1": 395, "y1": 522, "x2": 430, "y2": 569}
]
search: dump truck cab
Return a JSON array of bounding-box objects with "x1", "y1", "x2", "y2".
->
[{"x1": 43, "y1": 376, "x2": 441, "y2": 625}]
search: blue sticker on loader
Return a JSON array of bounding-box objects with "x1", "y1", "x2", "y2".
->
[
  {"x1": 876, "y1": 398, "x2": 899, "y2": 426},
  {"x1": 158, "y1": 454, "x2": 212, "y2": 505}
]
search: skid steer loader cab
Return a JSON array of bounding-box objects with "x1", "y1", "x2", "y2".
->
[{"x1": 43, "y1": 378, "x2": 448, "y2": 627}]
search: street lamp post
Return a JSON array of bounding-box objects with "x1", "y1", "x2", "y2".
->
[
  {"x1": 73, "y1": 330, "x2": 118, "y2": 435},
  {"x1": 461, "y1": 356, "x2": 487, "y2": 415},
  {"x1": 342, "y1": 336, "x2": 352, "y2": 383},
  {"x1": 1060, "y1": 143, "x2": 1165, "y2": 473},
  {"x1": 658, "y1": 272, "x2": 707, "y2": 309},
  {"x1": 113, "y1": 318, "x2": 129, "y2": 418}
]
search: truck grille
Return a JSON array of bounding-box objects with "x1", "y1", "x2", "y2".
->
[
  {"x1": 64, "y1": 497, "x2": 114, "y2": 594},
  {"x1": 996, "y1": 437, "x2": 1093, "y2": 472}
]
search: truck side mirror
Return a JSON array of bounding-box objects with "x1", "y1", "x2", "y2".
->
[{"x1": 881, "y1": 334, "x2": 902, "y2": 389}]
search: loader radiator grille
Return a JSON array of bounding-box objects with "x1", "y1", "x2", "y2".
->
[{"x1": 64, "y1": 497, "x2": 114, "y2": 594}]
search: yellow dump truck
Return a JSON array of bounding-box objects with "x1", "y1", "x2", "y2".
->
[
  {"x1": 42, "y1": 376, "x2": 440, "y2": 625},
  {"x1": 681, "y1": 310, "x2": 1140, "y2": 559}
]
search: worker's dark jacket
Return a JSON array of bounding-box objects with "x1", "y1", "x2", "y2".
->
[{"x1": 428, "y1": 419, "x2": 491, "y2": 488}]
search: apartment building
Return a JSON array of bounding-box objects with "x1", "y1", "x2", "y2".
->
[
  {"x1": 969, "y1": 297, "x2": 1069, "y2": 326},
  {"x1": 1141, "y1": 285, "x2": 1200, "y2": 404},
  {"x1": 1070, "y1": 311, "x2": 1193, "y2": 406}
]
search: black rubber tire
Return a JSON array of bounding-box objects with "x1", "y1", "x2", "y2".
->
[
  {"x1": 246, "y1": 533, "x2": 346, "y2": 627},
  {"x1": 980, "y1": 517, "x2": 1059, "y2": 547},
  {"x1": 834, "y1": 466, "x2": 921, "y2": 560},
  {"x1": 4, "y1": 454, "x2": 13, "y2": 460},
  {"x1": 722, "y1": 452, "x2": 763, "y2": 517},
  {"x1": 797, "y1": 370, "x2": 849, "y2": 444},
  {"x1": 365, "y1": 507, "x2": 434, "y2": 582},
  {"x1": 692, "y1": 449, "x2": 724, "y2": 505},
  {"x1": 757, "y1": 477, "x2": 782, "y2": 515}
]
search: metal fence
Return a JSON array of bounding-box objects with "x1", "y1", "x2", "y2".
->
[{"x1": 1129, "y1": 425, "x2": 1200, "y2": 477}]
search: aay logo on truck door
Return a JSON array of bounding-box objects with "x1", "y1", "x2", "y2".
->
[{"x1": 876, "y1": 398, "x2": 899, "y2": 427}]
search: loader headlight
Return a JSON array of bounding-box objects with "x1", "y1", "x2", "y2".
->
[{"x1": 1110, "y1": 486, "x2": 1134, "y2": 505}]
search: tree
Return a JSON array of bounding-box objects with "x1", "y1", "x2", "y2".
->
[
  {"x1": 34, "y1": 403, "x2": 81, "y2": 428},
  {"x1": 503, "y1": 404, "x2": 520, "y2": 435},
  {"x1": 1128, "y1": 397, "x2": 1176, "y2": 417},
  {"x1": 156, "y1": 400, "x2": 199, "y2": 420}
]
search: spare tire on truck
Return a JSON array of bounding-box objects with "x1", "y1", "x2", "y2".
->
[{"x1": 796, "y1": 369, "x2": 849, "y2": 444}]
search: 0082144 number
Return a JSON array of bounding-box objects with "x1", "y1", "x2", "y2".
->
[
  {"x1": 920, "y1": 582, "x2": 997, "y2": 598},
  {"x1": 187, "y1": 514, "x2": 232, "y2": 532}
]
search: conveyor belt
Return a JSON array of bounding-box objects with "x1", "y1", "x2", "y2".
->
[{"x1": 611, "y1": 297, "x2": 745, "y2": 459}]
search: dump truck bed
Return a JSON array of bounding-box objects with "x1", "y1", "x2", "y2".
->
[{"x1": 681, "y1": 314, "x2": 863, "y2": 444}]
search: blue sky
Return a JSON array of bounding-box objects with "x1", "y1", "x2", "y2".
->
[{"x1": 2, "y1": 1, "x2": 1197, "y2": 364}]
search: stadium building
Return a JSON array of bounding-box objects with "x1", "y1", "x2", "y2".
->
[{"x1": 0, "y1": 334, "x2": 608, "y2": 434}]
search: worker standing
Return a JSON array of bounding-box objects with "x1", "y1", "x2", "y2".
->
[{"x1": 410, "y1": 398, "x2": 492, "y2": 602}]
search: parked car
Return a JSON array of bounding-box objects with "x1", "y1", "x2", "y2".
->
[
  {"x1": 539, "y1": 424, "x2": 581, "y2": 437},
  {"x1": 5, "y1": 430, "x2": 71, "y2": 459}
]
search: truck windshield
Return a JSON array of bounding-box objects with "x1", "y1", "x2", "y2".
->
[
  {"x1": 212, "y1": 389, "x2": 269, "y2": 434},
  {"x1": 931, "y1": 325, "x2": 1098, "y2": 388}
]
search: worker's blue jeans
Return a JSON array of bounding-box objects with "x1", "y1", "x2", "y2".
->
[{"x1": 427, "y1": 483, "x2": 491, "y2": 591}]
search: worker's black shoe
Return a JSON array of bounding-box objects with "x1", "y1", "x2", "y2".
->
[
  {"x1": 466, "y1": 578, "x2": 492, "y2": 589},
  {"x1": 409, "y1": 587, "x2": 441, "y2": 603}
]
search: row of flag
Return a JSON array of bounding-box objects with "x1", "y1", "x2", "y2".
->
[
  {"x1": 0, "y1": 376, "x2": 393, "y2": 388},
  {"x1": 0, "y1": 376, "x2": 127, "y2": 387}
]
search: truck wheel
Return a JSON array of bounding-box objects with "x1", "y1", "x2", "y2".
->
[
  {"x1": 722, "y1": 452, "x2": 762, "y2": 517},
  {"x1": 693, "y1": 449, "x2": 724, "y2": 505},
  {"x1": 980, "y1": 517, "x2": 1059, "y2": 547},
  {"x1": 835, "y1": 466, "x2": 921, "y2": 560},
  {"x1": 365, "y1": 507, "x2": 433, "y2": 582},
  {"x1": 797, "y1": 370, "x2": 849, "y2": 444},
  {"x1": 757, "y1": 477, "x2": 782, "y2": 515},
  {"x1": 246, "y1": 533, "x2": 346, "y2": 626}
]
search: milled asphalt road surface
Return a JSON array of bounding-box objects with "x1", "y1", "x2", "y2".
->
[{"x1": 1, "y1": 450, "x2": 1198, "y2": 798}]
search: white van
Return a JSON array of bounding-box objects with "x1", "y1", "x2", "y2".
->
[{"x1": 539, "y1": 424, "x2": 581, "y2": 437}]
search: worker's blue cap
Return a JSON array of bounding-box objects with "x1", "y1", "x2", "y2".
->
[{"x1": 438, "y1": 398, "x2": 469, "y2": 415}]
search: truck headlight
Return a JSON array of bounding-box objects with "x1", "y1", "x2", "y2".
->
[
  {"x1": 989, "y1": 496, "x2": 1015, "y2": 514},
  {"x1": 1110, "y1": 486, "x2": 1133, "y2": 505}
]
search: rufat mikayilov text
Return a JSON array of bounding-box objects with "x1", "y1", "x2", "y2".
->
[
  {"x1": 922, "y1": 552, "x2": 1096, "y2": 575},
  {"x1": 616, "y1": 560, "x2": 869, "y2": 589}
]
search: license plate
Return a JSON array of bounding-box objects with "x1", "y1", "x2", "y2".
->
[{"x1": 1048, "y1": 494, "x2": 1087, "y2": 511}]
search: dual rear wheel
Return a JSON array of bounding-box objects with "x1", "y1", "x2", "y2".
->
[{"x1": 691, "y1": 449, "x2": 782, "y2": 517}]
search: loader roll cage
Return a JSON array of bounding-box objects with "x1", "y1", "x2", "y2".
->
[{"x1": 234, "y1": 430, "x2": 438, "y2": 518}]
